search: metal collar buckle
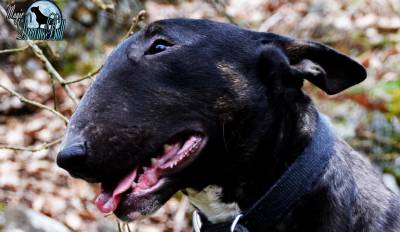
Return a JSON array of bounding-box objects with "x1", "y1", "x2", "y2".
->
[
  {"x1": 192, "y1": 210, "x2": 203, "y2": 232},
  {"x1": 230, "y1": 214, "x2": 243, "y2": 232},
  {"x1": 192, "y1": 210, "x2": 243, "y2": 232}
]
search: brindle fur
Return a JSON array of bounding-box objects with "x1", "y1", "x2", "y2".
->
[{"x1": 57, "y1": 19, "x2": 400, "y2": 231}]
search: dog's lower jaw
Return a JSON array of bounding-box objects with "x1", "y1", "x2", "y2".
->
[{"x1": 185, "y1": 185, "x2": 242, "y2": 223}]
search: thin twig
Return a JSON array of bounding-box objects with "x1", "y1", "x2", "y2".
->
[
  {"x1": 0, "y1": 42, "x2": 40, "y2": 54},
  {"x1": 0, "y1": 4, "x2": 79, "y2": 105},
  {"x1": 61, "y1": 10, "x2": 146, "y2": 85},
  {"x1": 65, "y1": 10, "x2": 146, "y2": 85},
  {"x1": 63, "y1": 65, "x2": 103, "y2": 84},
  {"x1": 0, "y1": 138, "x2": 62, "y2": 152},
  {"x1": 0, "y1": 83, "x2": 69, "y2": 123},
  {"x1": 0, "y1": 45, "x2": 30, "y2": 54},
  {"x1": 27, "y1": 40, "x2": 80, "y2": 105},
  {"x1": 121, "y1": 10, "x2": 147, "y2": 41},
  {"x1": 50, "y1": 76, "x2": 58, "y2": 111}
]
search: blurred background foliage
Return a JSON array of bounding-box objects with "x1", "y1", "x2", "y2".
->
[{"x1": 0, "y1": 0, "x2": 399, "y2": 231}]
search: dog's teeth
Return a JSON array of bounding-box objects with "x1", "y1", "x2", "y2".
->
[
  {"x1": 132, "y1": 181, "x2": 137, "y2": 188},
  {"x1": 151, "y1": 158, "x2": 157, "y2": 165}
]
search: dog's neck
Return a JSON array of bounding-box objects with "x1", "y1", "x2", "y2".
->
[{"x1": 188, "y1": 93, "x2": 319, "y2": 223}]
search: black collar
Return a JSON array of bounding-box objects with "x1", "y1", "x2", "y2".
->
[{"x1": 193, "y1": 114, "x2": 336, "y2": 232}]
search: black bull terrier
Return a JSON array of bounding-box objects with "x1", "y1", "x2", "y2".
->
[{"x1": 57, "y1": 19, "x2": 400, "y2": 231}]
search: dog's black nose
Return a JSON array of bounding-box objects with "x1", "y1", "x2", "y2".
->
[{"x1": 57, "y1": 142, "x2": 87, "y2": 172}]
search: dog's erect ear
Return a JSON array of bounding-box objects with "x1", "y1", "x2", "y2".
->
[{"x1": 262, "y1": 33, "x2": 367, "y2": 95}]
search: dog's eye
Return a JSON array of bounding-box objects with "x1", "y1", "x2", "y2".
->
[{"x1": 146, "y1": 40, "x2": 173, "y2": 55}]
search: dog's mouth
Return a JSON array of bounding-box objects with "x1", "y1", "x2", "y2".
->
[{"x1": 94, "y1": 133, "x2": 207, "y2": 220}]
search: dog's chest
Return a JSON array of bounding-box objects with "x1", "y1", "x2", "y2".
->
[{"x1": 185, "y1": 185, "x2": 241, "y2": 223}]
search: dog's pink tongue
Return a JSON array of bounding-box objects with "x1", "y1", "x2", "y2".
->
[
  {"x1": 95, "y1": 191, "x2": 118, "y2": 213},
  {"x1": 95, "y1": 166, "x2": 138, "y2": 214}
]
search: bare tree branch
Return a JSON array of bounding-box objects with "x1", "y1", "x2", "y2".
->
[
  {"x1": 65, "y1": 10, "x2": 146, "y2": 86},
  {"x1": 0, "y1": 83, "x2": 69, "y2": 123},
  {"x1": 0, "y1": 5, "x2": 149, "y2": 155},
  {"x1": 0, "y1": 45, "x2": 30, "y2": 54},
  {"x1": 0, "y1": 3, "x2": 146, "y2": 96},
  {"x1": 122, "y1": 10, "x2": 147, "y2": 41},
  {"x1": 63, "y1": 65, "x2": 103, "y2": 85},
  {"x1": 0, "y1": 138, "x2": 62, "y2": 152},
  {"x1": 50, "y1": 76, "x2": 58, "y2": 111},
  {"x1": 0, "y1": 42, "x2": 42, "y2": 54},
  {"x1": 0, "y1": 4, "x2": 149, "y2": 160},
  {"x1": 26, "y1": 40, "x2": 80, "y2": 105}
]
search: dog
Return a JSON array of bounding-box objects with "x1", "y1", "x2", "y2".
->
[
  {"x1": 57, "y1": 19, "x2": 400, "y2": 231},
  {"x1": 30, "y1": 6, "x2": 50, "y2": 29}
]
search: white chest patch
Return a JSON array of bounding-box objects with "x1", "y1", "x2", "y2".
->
[{"x1": 185, "y1": 185, "x2": 241, "y2": 223}]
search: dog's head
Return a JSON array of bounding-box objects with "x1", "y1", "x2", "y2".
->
[
  {"x1": 30, "y1": 6, "x2": 39, "y2": 13},
  {"x1": 57, "y1": 19, "x2": 366, "y2": 221}
]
